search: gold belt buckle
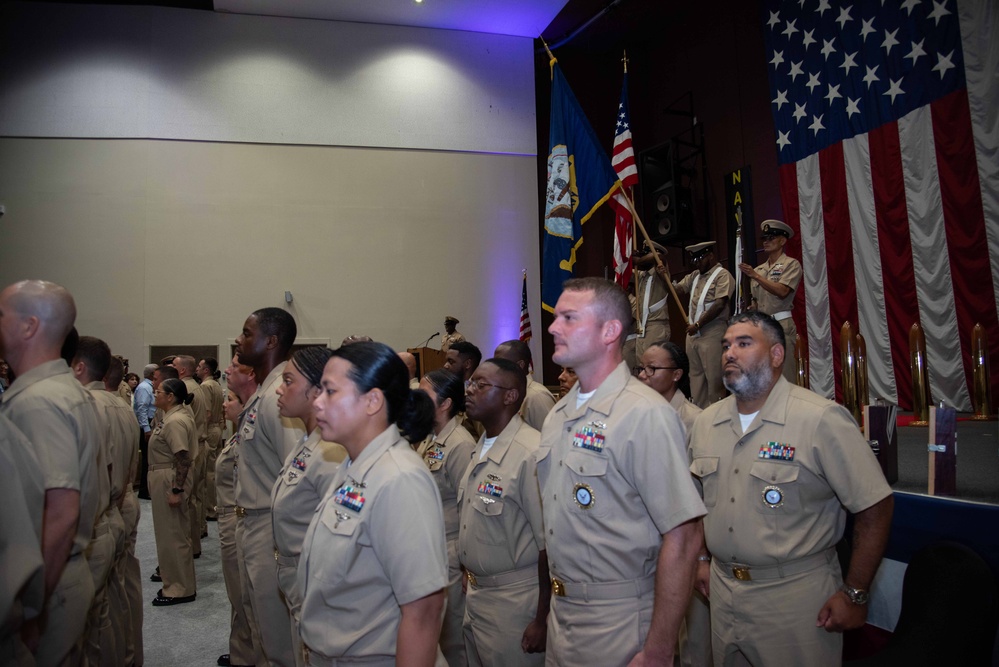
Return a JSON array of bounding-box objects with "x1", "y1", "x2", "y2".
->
[
  {"x1": 551, "y1": 577, "x2": 566, "y2": 596},
  {"x1": 732, "y1": 566, "x2": 752, "y2": 581},
  {"x1": 466, "y1": 572, "x2": 477, "y2": 588},
  {"x1": 235, "y1": 506, "x2": 246, "y2": 517}
]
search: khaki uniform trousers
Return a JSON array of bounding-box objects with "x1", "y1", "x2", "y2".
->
[
  {"x1": 679, "y1": 590, "x2": 712, "y2": 667},
  {"x1": 240, "y1": 510, "x2": 295, "y2": 667},
  {"x1": 545, "y1": 581, "x2": 654, "y2": 667},
  {"x1": 464, "y1": 569, "x2": 543, "y2": 667},
  {"x1": 105, "y1": 506, "x2": 129, "y2": 667},
  {"x1": 709, "y1": 554, "x2": 842, "y2": 667},
  {"x1": 276, "y1": 554, "x2": 306, "y2": 667},
  {"x1": 235, "y1": 516, "x2": 266, "y2": 666},
  {"x1": 687, "y1": 324, "x2": 727, "y2": 408},
  {"x1": 120, "y1": 489, "x2": 143, "y2": 667},
  {"x1": 205, "y1": 426, "x2": 222, "y2": 519},
  {"x1": 149, "y1": 466, "x2": 196, "y2": 597},
  {"x1": 35, "y1": 554, "x2": 94, "y2": 667},
  {"x1": 221, "y1": 508, "x2": 261, "y2": 666},
  {"x1": 777, "y1": 317, "x2": 798, "y2": 384},
  {"x1": 84, "y1": 513, "x2": 116, "y2": 667},
  {"x1": 440, "y1": 538, "x2": 466, "y2": 667},
  {"x1": 189, "y1": 447, "x2": 206, "y2": 556},
  {"x1": 635, "y1": 320, "x2": 670, "y2": 359}
]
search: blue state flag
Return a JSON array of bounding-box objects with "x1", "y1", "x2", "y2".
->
[{"x1": 542, "y1": 61, "x2": 624, "y2": 313}]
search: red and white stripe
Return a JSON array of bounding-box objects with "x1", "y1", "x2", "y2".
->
[{"x1": 779, "y1": 0, "x2": 998, "y2": 411}]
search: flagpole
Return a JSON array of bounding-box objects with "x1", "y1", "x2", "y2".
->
[{"x1": 619, "y1": 187, "x2": 690, "y2": 324}]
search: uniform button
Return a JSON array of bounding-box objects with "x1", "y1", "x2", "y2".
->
[
  {"x1": 733, "y1": 468, "x2": 739, "y2": 474},
  {"x1": 579, "y1": 466, "x2": 584, "y2": 472},
  {"x1": 549, "y1": 529, "x2": 553, "y2": 535},
  {"x1": 566, "y1": 427, "x2": 571, "y2": 432},
  {"x1": 730, "y1": 497, "x2": 735, "y2": 502},
  {"x1": 771, "y1": 475, "x2": 777, "y2": 481},
  {"x1": 559, "y1": 460, "x2": 563, "y2": 466},
  {"x1": 463, "y1": 525, "x2": 466, "y2": 530},
  {"x1": 553, "y1": 494, "x2": 557, "y2": 500},
  {"x1": 729, "y1": 527, "x2": 734, "y2": 532}
]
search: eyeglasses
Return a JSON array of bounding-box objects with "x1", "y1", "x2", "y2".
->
[
  {"x1": 466, "y1": 379, "x2": 512, "y2": 393},
  {"x1": 633, "y1": 365, "x2": 679, "y2": 377}
]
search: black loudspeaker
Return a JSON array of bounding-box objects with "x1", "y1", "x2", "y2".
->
[
  {"x1": 650, "y1": 180, "x2": 692, "y2": 242},
  {"x1": 640, "y1": 142, "x2": 692, "y2": 244}
]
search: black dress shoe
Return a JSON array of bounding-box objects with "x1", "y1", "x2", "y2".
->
[
  {"x1": 217, "y1": 655, "x2": 230, "y2": 666},
  {"x1": 151, "y1": 592, "x2": 196, "y2": 606},
  {"x1": 193, "y1": 553, "x2": 201, "y2": 559},
  {"x1": 137, "y1": 492, "x2": 151, "y2": 500},
  {"x1": 206, "y1": 515, "x2": 218, "y2": 522},
  {"x1": 149, "y1": 567, "x2": 162, "y2": 583}
]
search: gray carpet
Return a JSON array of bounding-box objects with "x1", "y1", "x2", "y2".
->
[{"x1": 136, "y1": 500, "x2": 229, "y2": 667}]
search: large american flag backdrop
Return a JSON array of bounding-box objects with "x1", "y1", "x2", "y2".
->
[{"x1": 763, "y1": 0, "x2": 998, "y2": 411}]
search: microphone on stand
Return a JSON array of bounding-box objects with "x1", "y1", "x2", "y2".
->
[{"x1": 415, "y1": 332, "x2": 440, "y2": 348}]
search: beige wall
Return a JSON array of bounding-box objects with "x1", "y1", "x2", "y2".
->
[{"x1": 0, "y1": 138, "x2": 541, "y2": 366}]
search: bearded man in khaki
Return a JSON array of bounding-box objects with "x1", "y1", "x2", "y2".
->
[
  {"x1": 0, "y1": 280, "x2": 101, "y2": 666},
  {"x1": 172, "y1": 355, "x2": 208, "y2": 556},
  {"x1": 459, "y1": 358, "x2": 550, "y2": 667},
  {"x1": 688, "y1": 312, "x2": 893, "y2": 667},
  {"x1": 197, "y1": 357, "x2": 224, "y2": 521}
]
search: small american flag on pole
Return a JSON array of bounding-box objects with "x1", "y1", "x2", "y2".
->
[
  {"x1": 519, "y1": 271, "x2": 533, "y2": 343},
  {"x1": 611, "y1": 61, "x2": 638, "y2": 290}
]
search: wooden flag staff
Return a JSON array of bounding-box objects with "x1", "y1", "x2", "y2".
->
[{"x1": 618, "y1": 187, "x2": 689, "y2": 324}]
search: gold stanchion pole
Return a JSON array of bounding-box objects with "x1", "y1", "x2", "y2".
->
[
  {"x1": 795, "y1": 336, "x2": 809, "y2": 389},
  {"x1": 971, "y1": 323, "x2": 993, "y2": 420},
  {"x1": 856, "y1": 333, "x2": 869, "y2": 410},
  {"x1": 840, "y1": 321, "x2": 861, "y2": 424},
  {"x1": 909, "y1": 323, "x2": 930, "y2": 426}
]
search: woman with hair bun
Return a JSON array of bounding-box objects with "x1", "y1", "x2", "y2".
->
[
  {"x1": 149, "y1": 377, "x2": 198, "y2": 606},
  {"x1": 299, "y1": 341, "x2": 448, "y2": 667},
  {"x1": 417, "y1": 369, "x2": 476, "y2": 666},
  {"x1": 272, "y1": 346, "x2": 347, "y2": 664}
]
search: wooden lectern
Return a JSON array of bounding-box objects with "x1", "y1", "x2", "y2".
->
[{"x1": 408, "y1": 347, "x2": 447, "y2": 379}]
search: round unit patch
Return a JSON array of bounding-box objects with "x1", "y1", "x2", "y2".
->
[
  {"x1": 762, "y1": 485, "x2": 784, "y2": 508},
  {"x1": 573, "y1": 483, "x2": 595, "y2": 510}
]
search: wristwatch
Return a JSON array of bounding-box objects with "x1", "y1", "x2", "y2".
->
[
  {"x1": 171, "y1": 487, "x2": 184, "y2": 495},
  {"x1": 843, "y1": 586, "x2": 869, "y2": 605}
]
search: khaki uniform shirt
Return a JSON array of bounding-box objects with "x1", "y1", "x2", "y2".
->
[
  {"x1": 752, "y1": 253, "x2": 802, "y2": 316},
  {"x1": 201, "y1": 377, "x2": 224, "y2": 428},
  {"x1": 418, "y1": 416, "x2": 476, "y2": 540},
  {"x1": 441, "y1": 330, "x2": 466, "y2": 352},
  {"x1": 298, "y1": 426, "x2": 448, "y2": 660},
  {"x1": 235, "y1": 363, "x2": 306, "y2": 511},
  {"x1": 688, "y1": 377, "x2": 892, "y2": 565},
  {"x1": 538, "y1": 362, "x2": 706, "y2": 584},
  {"x1": 86, "y1": 383, "x2": 136, "y2": 503},
  {"x1": 87, "y1": 387, "x2": 113, "y2": 518},
  {"x1": 215, "y1": 434, "x2": 238, "y2": 509},
  {"x1": 635, "y1": 267, "x2": 670, "y2": 335},
  {"x1": 271, "y1": 430, "x2": 346, "y2": 557},
  {"x1": 675, "y1": 263, "x2": 735, "y2": 334},
  {"x1": 457, "y1": 416, "x2": 545, "y2": 577},
  {"x1": 0, "y1": 413, "x2": 45, "y2": 625},
  {"x1": 520, "y1": 377, "x2": 556, "y2": 432},
  {"x1": 148, "y1": 406, "x2": 196, "y2": 469},
  {"x1": 669, "y1": 390, "x2": 703, "y2": 440},
  {"x1": 0, "y1": 359, "x2": 101, "y2": 557},
  {"x1": 182, "y1": 376, "x2": 208, "y2": 450}
]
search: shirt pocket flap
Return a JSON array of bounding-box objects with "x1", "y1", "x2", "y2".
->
[
  {"x1": 750, "y1": 461, "x2": 800, "y2": 484},
  {"x1": 471, "y1": 497, "x2": 505, "y2": 516},
  {"x1": 319, "y1": 510, "x2": 359, "y2": 536},
  {"x1": 690, "y1": 456, "x2": 720, "y2": 478},
  {"x1": 565, "y1": 449, "x2": 608, "y2": 477}
]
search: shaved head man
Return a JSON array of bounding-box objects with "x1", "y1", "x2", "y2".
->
[{"x1": 0, "y1": 280, "x2": 102, "y2": 665}]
